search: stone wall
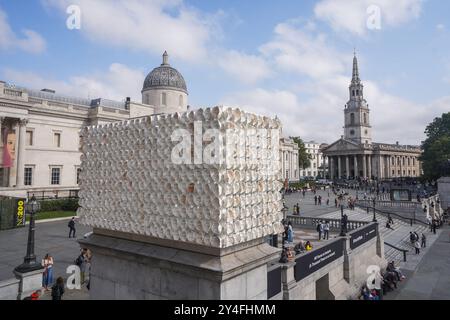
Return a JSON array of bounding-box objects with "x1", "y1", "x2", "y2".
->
[{"x1": 279, "y1": 223, "x2": 386, "y2": 300}]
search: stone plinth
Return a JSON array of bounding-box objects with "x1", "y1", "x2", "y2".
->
[
  {"x1": 79, "y1": 233, "x2": 280, "y2": 300},
  {"x1": 13, "y1": 268, "x2": 44, "y2": 300}
]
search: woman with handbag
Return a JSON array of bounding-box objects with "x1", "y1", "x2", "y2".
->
[{"x1": 42, "y1": 253, "x2": 54, "y2": 291}]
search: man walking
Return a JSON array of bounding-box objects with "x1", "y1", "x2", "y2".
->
[
  {"x1": 314, "y1": 195, "x2": 318, "y2": 206},
  {"x1": 318, "y1": 195, "x2": 322, "y2": 206},
  {"x1": 421, "y1": 233, "x2": 426, "y2": 248},
  {"x1": 68, "y1": 217, "x2": 76, "y2": 238}
]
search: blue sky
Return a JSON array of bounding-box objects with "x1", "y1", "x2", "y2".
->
[{"x1": 1, "y1": 0, "x2": 449, "y2": 144}]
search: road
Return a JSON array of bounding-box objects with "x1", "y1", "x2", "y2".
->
[{"x1": 0, "y1": 219, "x2": 91, "y2": 281}]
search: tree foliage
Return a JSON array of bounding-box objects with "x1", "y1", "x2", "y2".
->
[
  {"x1": 290, "y1": 136, "x2": 312, "y2": 169},
  {"x1": 420, "y1": 112, "x2": 450, "y2": 180}
]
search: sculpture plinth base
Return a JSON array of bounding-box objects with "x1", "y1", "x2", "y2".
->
[{"x1": 79, "y1": 231, "x2": 280, "y2": 300}]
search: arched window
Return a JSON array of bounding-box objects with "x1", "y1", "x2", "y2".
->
[
  {"x1": 356, "y1": 90, "x2": 359, "y2": 96},
  {"x1": 161, "y1": 92, "x2": 167, "y2": 106},
  {"x1": 179, "y1": 95, "x2": 183, "y2": 107},
  {"x1": 363, "y1": 113, "x2": 367, "y2": 124},
  {"x1": 350, "y1": 113, "x2": 355, "y2": 125},
  {"x1": 352, "y1": 90, "x2": 355, "y2": 97}
]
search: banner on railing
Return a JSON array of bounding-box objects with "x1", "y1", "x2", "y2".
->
[
  {"x1": 350, "y1": 223, "x2": 377, "y2": 250},
  {"x1": 267, "y1": 266, "x2": 282, "y2": 299},
  {"x1": 294, "y1": 239, "x2": 344, "y2": 282}
]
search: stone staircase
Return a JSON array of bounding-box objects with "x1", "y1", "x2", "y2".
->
[{"x1": 317, "y1": 208, "x2": 429, "y2": 265}]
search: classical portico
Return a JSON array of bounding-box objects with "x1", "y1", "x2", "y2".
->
[
  {"x1": 322, "y1": 53, "x2": 422, "y2": 181},
  {"x1": 0, "y1": 116, "x2": 28, "y2": 188}
]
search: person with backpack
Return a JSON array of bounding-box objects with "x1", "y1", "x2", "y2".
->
[
  {"x1": 51, "y1": 277, "x2": 65, "y2": 301},
  {"x1": 409, "y1": 232, "x2": 416, "y2": 245},
  {"x1": 68, "y1": 217, "x2": 76, "y2": 238}
]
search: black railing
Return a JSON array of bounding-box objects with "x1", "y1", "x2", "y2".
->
[
  {"x1": 384, "y1": 242, "x2": 408, "y2": 262},
  {"x1": 355, "y1": 203, "x2": 428, "y2": 227}
]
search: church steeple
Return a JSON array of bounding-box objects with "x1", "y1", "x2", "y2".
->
[
  {"x1": 349, "y1": 52, "x2": 364, "y2": 102},
  {"x1": 344, "y1": 52, "x2": 372, "y2": 145},
  {"x1": 352, "y1": 52, "x2": 360, "y2": 84}
]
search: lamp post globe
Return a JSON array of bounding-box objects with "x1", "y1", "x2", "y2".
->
[{"x1": 14, "y1": 197, "x2": 43, "y2": 273}]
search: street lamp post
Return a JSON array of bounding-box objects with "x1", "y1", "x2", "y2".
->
[
  {"x1": 372, "y1": 197, "x2": 377, "y2": 222},
  {"x1": 14, "y1": 197, "x2": 42, "y2": 273},
  {"x1": 340, "y1": 204, "x2": 346, "y2": 236}
]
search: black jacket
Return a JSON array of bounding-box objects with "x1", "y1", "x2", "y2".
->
[{"x1": 51, "y1": 284, "x2": 65, "y2": 300}]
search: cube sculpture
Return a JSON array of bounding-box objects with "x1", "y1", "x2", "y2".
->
[{"x1": 78, "y1": 106, "x2": 284, "y2": 249}]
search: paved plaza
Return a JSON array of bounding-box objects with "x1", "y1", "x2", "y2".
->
[{"x1": 0, "y1": 219, "x2": 91, "y2": 282}]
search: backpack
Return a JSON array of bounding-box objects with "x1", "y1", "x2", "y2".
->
[{"x1": 75, "y1": 255, "x2": 84, "y2": 267}]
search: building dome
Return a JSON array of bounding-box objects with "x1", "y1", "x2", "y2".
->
[{"x1": 142, "y1": 51, "x2": 188, "y2": 94}]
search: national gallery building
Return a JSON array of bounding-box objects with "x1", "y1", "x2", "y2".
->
[{"x1": 322, "y1": 55, "x2": 422, "y2": 181}]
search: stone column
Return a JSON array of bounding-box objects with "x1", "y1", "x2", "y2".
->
[
  {"x1": 362, "y1": 155, "x2": 367, "y2": 179},
  {"x1": 367, "y1": 155, "x2": 372, "y2": 180},
  {"x1": 9, "y1": 121, "x2": 20, "y2": 187},
  {"x1": 354, "y1": 155, "x2": 358, "y2": 178},
  {"x1": 16, "y1": 119, "x2": 28, "y2": 187},
  {"x1": 338, "y1": 156, "x2": 342, "y2": 179},
  {"x1": 345, "y1": 156, "x2": 350, "y2": 179},
  {"x1": 387, "y1": 156, "x2": 391, "y2": 178},
  {"x1": 330, "y1": 156, "x2": 334, "y2": 180}
]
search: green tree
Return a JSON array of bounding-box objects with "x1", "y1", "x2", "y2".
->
[
  {"x1": 420, "y1": 112, "x2": 450, "y2": 180},
  {"x1": 290, "y1": 137, "x2": 312, "y2": 170}
]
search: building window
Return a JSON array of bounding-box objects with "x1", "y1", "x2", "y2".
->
[
  {"x1": 392, "y1": 170, "x2": 395, "y2": 175},
  {"x1": 161, "y1": 92, "x2": 167, "y2": 106},
  {"x1": 413, "y1": 170, "x2": 416, "y2": 176},
  {"x1": 26, "y1": 130, "x2": 34, "y2": 146},
  {"x1": 24, "y1": 167, "x2": 33, "y2": 186},
  {"x1": 407, "y1": 158, "x2": 410, "y2": 166},
  {"x1": 397, "y1": 158, "x2": 401, "y2": 166},
  {"x1": 363, "y1": 113, "x2": 367, "y2": 124},
  {"x1": 51, "y1": 167, "x2": 61, "y2": 185},
  {"x1": 392, "y1": 158, "x2": 394, "y2": 165},
  {"x1": 413, "y1": 158, "x2": 415, "y2": 166},
  {"x1": 54, "y1": 132, "x2": 61, "y2": 148},
  {"x1": 76, "y1": 167, "x2": 82, "y2": 184},
  {"x1": 179, "y1": 95, "x2": 183, "y2": 107},
  {"x1": 286, "y1": 170, "x2": 288, "y2": 179},
  {"x1": 350, "y1": 113, "x2": 355, "y2": 125},
  {"x1": 352, "y1": 90, "x2": 355, "y2": 96},
  {"x1": 356, "y1": 90, "x2": 359, "y2": 96}
]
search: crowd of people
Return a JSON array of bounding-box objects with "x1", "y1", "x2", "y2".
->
[{"x1": 360, "y1": 261, "x2": 406, "y2": 300}]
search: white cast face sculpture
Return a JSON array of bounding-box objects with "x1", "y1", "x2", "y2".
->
[{"x1": 78, "y1": 106, "x2": 284, "y2": 248}]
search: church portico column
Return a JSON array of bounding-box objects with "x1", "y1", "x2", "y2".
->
[
  {"x1": 338, "y1": 156, "x2": 342, "y2": 179},
  {"x1": 354, "y1": 155, "x2": 358, "y2": 178},
  {"x1": 329, "y1": 156, "x2": 334, "y2": 180},
  {"x1": 362, "y1": 155, "x2": 367, "y2": 179},
  {"x1": 367, "y1": 155, "x2": 372, "y2": 180},
  {"x1": 16, "y1": 118, "x2": 28, "y2": 187},
  {"x1": 345, "y1": 156, "x2": 350, "y2": 179}
]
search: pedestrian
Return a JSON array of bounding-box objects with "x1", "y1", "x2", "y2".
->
[
  {"x1": 314, "y1": 195, "x2": 318, "y2": 205},
  {"x1": 326, "y1": 198, "x2": 330, "y2": 206},
  {"x1": 318, "y1": 195, "x2": 322, "y2": 206},
  {"x1": 287, "y1": 221, "x2": 294, "y2": 243},
  {"x1": 335, "y1": 198, "x2": 338, "y2": 208},
  {"x1": 421, "y1": 233, "x2": 426, "y2": 248},
  {"x1": 432, "y1": 220, "x2": 437, "y2": 234},
  {"x1": 323, "y1": 221, "x2": 330, "y2": 240},
  {"x1": 316, "y1": 221, "x2": 323, "y2": 240},
  {"x1": 342, "y1": 214, "x2": 348, "y2": 233},
  {"x1": 51, "y1": 277, "x2": 65, "y2": 301},
  {"x1": 296, "y1": 203, "x2": 300, "y2": 215},
  {"x1": 409, "y1": 232, "x2": 416, "y2": 245},
  {"x1": 414, "y1": 239, "x2": 421, "y2": 255},
  {"x1": 68, "y1": 217, "x2": 76, "y2": 238},
  {"x1": 42, "y1": 253, "x2": 54, "y2": 291}
]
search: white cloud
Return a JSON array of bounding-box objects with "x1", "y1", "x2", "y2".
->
[
  {"x1": 260, "y1": 21, "x2": 348, "y2": 79},
  {"x1": 3, "y1": 63, "x2": 144, "y2": 101},
  {"x1": 436, "y1": 24, "x2": 445, "y2": 31},
  {"x1": 314, "y1": 0, "x2": 423, "y2": 36},
  {"x1": 0, "y1": 8, "x2": 46, "y2": 53},
  {"x1": 42, "y1": 0, "x2": 219, "y2": 62},
  {"x1": 217, "y1": 50, "x2": 272, "y2": 85}
]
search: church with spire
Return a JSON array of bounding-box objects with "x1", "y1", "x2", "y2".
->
[{"x1": 321, "y1": 53, "x2": 422, "y2": 181}]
